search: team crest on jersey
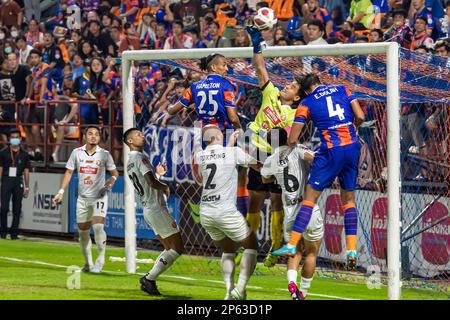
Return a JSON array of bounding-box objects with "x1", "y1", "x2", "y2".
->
[
  {"x1": 83, "y1": 176, "x2": 93, "y2": 185},
  {"x1": 95, "y1": 160, "x2": 102, "y2": 166}
]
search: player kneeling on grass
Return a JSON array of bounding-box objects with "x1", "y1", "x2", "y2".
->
[
  {"x1": 261, "y1": 128, "x2": 324, "y2": 300},
  {"x1": 52, "y1": 126, "x2": 119, "y2": 273},
  {"x1": 195, "y1": 125, "x2": 261, "y2": 300},
  {"x1": 123, "y1": 128, "x2": 185, "y2": 296}
]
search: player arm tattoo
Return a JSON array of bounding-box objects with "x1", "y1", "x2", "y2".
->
[{"x1": 226, "y1": 107, "x2": 243, "y2": 131}]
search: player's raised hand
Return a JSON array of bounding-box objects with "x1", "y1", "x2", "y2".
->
[
  {"x1": 227, "y1": 129, "x2": 241, "y2": 147},
  {"x1": 156, "y1": 163, "x2": 168, "y2": 176},
  {"x1": 246, "y1": 26, "x2": 263, "y2": 53}
]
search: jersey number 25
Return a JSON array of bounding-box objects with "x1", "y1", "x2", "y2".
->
[{"x1": 197, "y1": 90, "x2": 218, "y2": 116}]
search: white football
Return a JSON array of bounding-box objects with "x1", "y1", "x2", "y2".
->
[{"x1": 254, "y1": 7, "x2": 277, "y2": 30}]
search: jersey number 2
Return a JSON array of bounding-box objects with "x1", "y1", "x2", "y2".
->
[
  {"x1": 204, "y1": 164, "x2": 217, "y2": 190},
  {"x1": 326, "y1": 96, "x2": 345, "y2": 121},
  {"x1": 197, "y1": 90, "x2": 219, "y2": 116}
]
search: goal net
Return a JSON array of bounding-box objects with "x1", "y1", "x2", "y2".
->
[{"x1": 122, "y1": 45, "x2": 450, "y2": 299}]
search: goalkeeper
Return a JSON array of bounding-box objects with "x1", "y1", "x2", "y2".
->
[{"x1": 244, "y1": 25, "x2": 304, "y2": 267}]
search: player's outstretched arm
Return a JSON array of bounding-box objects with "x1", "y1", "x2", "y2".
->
[
  {"x1": 226, "y1": 107, "x2": 243, "y2": 131},
  {"x1": 52, "y1": 169, "x2": 73, "y2": 206},
  {"x1": 351, "y1": 100, "x2": 365, "y2": 128},
  {"x1": 167, "y1": 101, "x2": 185, "y2": 116},
  {"x1": 288, "y1": 122, "x2": 305, "y2": 146},
  {"x1": 246, "y1": 26, "x2": 269, "y2": 88}
]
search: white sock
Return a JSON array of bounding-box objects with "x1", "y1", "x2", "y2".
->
[
  {"x1": 287, "y1": 269, "x2": 298, "y2": 284},
  {"x1": 79, "y1": 229, "x2": 93, "y2": 267},
  {"x1": 236, "y1": 249, "x2": 257, "y2": 294},
  {"x1": 300, "y1": 276, "x2": 313, "y2": 297},
  {"x1": 146, "y1": 249, "x2": 180, "y2": 281},
  {"x1": 221, "y1": 253, "x2": 236, "y2": 294},
  {"x1": 92, "y1": 223, "x2": 107, "y2": 264}
]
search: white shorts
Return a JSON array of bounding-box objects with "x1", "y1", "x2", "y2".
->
[
  {"x1": 143, "y1": 206, "x2": 179, "y2": 239},
  {"x1": 284, "y1": 204, "x2": 323, "y2": 242},
  {"x1": 76, "y1": 195, "x2": 108, "y2": 224},
  {"x1": 200, "y1": 209, "x2": 251, "y2": 242}
]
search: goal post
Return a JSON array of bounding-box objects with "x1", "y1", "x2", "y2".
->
[{"x1": 121, "y1": 43, "x2": 401, "y2": 300}]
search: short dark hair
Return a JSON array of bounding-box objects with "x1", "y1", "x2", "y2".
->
[
  {"x1": 415, "y1": 16, "x2": 428, "y2": 24},
  {"x1": 88, "y1": 20, "x2": 101, "y2": 28},
  {"x1": 9, "y1": 128, "x2": 21, "y2": 137},
  {"x1": 370, "y1": 29, "x2": 384, "y2": 39},
  {"x1": 298, "y1": 73, "x2": 321, "y2": 97},
  {"x1": 391, "y1": 9, "x2": 407, "y2": 18},
  {"x1": 84, "y1": 125, "x2": 101, "y2": 135},
  {"x1": 414, "y1": 45, "x2": 430, "y2": 52},
  {"x1": 445, "y1": 0, "x2": 450, "y2": 7},
  {"x1": 307, "y1": 19, "x2": 325, "y2": 33},
  {"x1": 355, "y1": 35, "x2": 369, "y2": 42},
  {"x1": 200, "y1": 53, "x2": 225, "y2": 71},
  {"x1": 123, "y1": 127, "x2": 140, "y2": 146},
  {"x1": 17, "y1": 35, "x2": 27, "y2": 42},
  {"x1": 267, "y1": 127, "x2": 288, "y2": 147},
  {"x1": 434, "y1": 40, "x2": 450, "y2": 53},
  {"x1": 173, "y1": 20, "x2": 184, "y2": 28},
  {"x1": 29, "y1": 49, "x2": 42, "y2": 57}
]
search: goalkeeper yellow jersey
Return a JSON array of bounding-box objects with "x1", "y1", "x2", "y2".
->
[{"x1": 248, "y1": 81, "x2": 297, "y2": 153}]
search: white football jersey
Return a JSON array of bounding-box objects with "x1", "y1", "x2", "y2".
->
[
  {"x1": 66, "y1": 145, "x2": 116, "y2": 199},
  {"x1": 127, "y1": 151, "x2": 167, "y2": 210},
  {"x1": 261, "y1": 145, "x2": 309, "y2": 209},
  {"x1": 195, "y1": 144, "x2": 255, "y2": 213}
]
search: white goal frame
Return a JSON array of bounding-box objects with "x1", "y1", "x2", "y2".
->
[{"x1": 121, "y1": 43, "x2": 401, "y2": 300}]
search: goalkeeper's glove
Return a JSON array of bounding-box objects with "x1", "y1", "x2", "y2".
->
[{"x1": 246, "y1": 26, "x2": 264, "y2": 54}]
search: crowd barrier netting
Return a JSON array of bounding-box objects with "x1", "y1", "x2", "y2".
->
[{"x1": 133, "y1": 48, "x2": 449, "y2": 293}]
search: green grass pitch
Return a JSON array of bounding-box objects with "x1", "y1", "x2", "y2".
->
[{"x1": 0, "y1": 237, "x2": 447, "y2": 300}]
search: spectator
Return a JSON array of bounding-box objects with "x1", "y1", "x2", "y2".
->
[
  {"x1": 78, "y1": 40, "x2": 95, "y2": 61},
  {"x1": 155, "y1": 0, "x2": 174, "y2": 29},
  {"x1": 348, "y1": 0, "x2": 375, "y2": 30},
  {"x1": 438, "y1": 0, "x2": 450, "y2": 38},
  {"x1": 86, "y1": 20, "x2": 116, "y2": 57},
  {"x1": 101, "y1": 13, "x2": 114, "y2": 32},
  {"x1": 184, "y1": 27, "x2": 207, "y2": 48},
  {"x1": 384, "y1": 9, "x2": 413, "y2": 48},
  {"x1": 355, "y1": 34, "x2": 369, "y2": 42},
  {"x1": 172, "y1": 0, "x2": 202, "y2": 27},
  {"x1": 0, "y1": 0, "x2": 23, "y2": 28},
  {"x1": 302, "y1": 0, "x2": 333, "y2": 39},
  {"x1": 17, "y1": 36, "x2": 33, "y2": 65},
  {"x1": 71, "y1": 30, "x2": 83, "y2": 49},
  {"x1": 78, "y1": 0, "x2": 100, "y2": 17},
  {"x1": 411, "y1": 16, "x2": 434, "y2": 49},
  {"x1": 206, "y1": 21, "x2": 232, "y2": 48},
  {"x1": 25, "y1": 19, "x2": 44, "y2": 46},
  {"x1": 7, "y1": 52, "x2": 32, "y2": 127},
  {"x1": 269, "y1": 0, "x2": 295, "y2": 27},
  {"x1": 261, "y1": 27, "x2": 275, "y2": 46},
  {"x1": 339, "y1": 20, "x2": 357, "y2": 43},
  {"x1": 235, "y1": 0, "x2": 253, "y2": 26},
  {"x1": 306, "y1": 20, "x2": 328, "y2": 45},
  {"x1": 119, "y1": 22, "x2": 141, "y2": 54},
  {"x1": 154, "y1": 23, "x2": 168, "y2": 49},
  {"x1": 275, "y1": 36, "x2": 290, "y2": 46},
  {"x1": 232, "y1": 27, "x2": 251, "y2": 47},
  {"x1": 73, "y1": 60, "x2": 97, "y2": 124},
  {"x1": 86, "y1": 10, "x2": 100, "y2": 23},
  {"x1": 369, "y1": 28, "x2": 384, "y2": 41},
  {"x1": 42, "y1": 32, "x2": 66, "y2": 91},
  {"x1": 29, "y1": 49, "x2": 52, "y2": 160},
  {"x1": 274, "y1": 27, "x2": 288, "y2": 42},
  {"x1": 0, "y1": 128, "x2": 30, "y2": 240},
  {"x1": 0, "y1": 55, "x2": 15, "y2": 145},
  {"x1": 434, "y1": 40, "x2": 450, "y2": 56},
  {"x1": 410, "y1": 0, "x2": 436, "y2": 37},
  {"x1": 119, "y1": 0, "x2": 140, "y2": 24},
  {"x1": 23, "y1": 0, "x2": 41, "y2": 22},
  {"x1": 71, "y1": 53, "x2": 85, "y2": 80},
  {"x1": 414, "y1": 44, "x2": 430, "y2": 53},
  {"x1": 110, "y1": 26, "x2": 122, "y2": 49},
  {"x1": 138, "y1": 13, "x2": 156, "y2": 46},
  {"x1": 164, "y1": 20, "x2": 194, "y2": 49}
]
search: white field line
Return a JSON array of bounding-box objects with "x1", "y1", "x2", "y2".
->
[{"x1": 0, "y1": 256, "x2": 358, "y2": 300}]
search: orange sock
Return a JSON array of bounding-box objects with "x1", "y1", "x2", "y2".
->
[
  {"x1": 346, "y1": 235, "x2": 357, "y2": 251},
  {"x1": 288, "y1": 231, "x2": 302, "y2": 246}
]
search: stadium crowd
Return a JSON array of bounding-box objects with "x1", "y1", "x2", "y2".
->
[{"x1": 0, "y1": 0, "x2": 448, "y2": 165}]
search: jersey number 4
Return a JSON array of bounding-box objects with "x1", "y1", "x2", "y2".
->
[
  {"x1": 197, "y1": 90, "x2": 219, "y2": 116},
  {"x1": 326, "y1": 96, "x2": 345, "y2": 121}
]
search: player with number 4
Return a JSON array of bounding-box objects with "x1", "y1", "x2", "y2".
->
[
  {"x1": 273, "y1": 74, "x2": 365, "y2": 271},
  {"x1": 52, "y1": 126, "x2": 119, "y2": 273}
]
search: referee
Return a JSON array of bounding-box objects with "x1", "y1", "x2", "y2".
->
[{"x1": 0, "y1": 128, "x2": 30, "y2": 240}]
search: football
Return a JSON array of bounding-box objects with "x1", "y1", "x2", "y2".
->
[{"x1": 253, "y1": 7, "x2": 277, "y2": 30}]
